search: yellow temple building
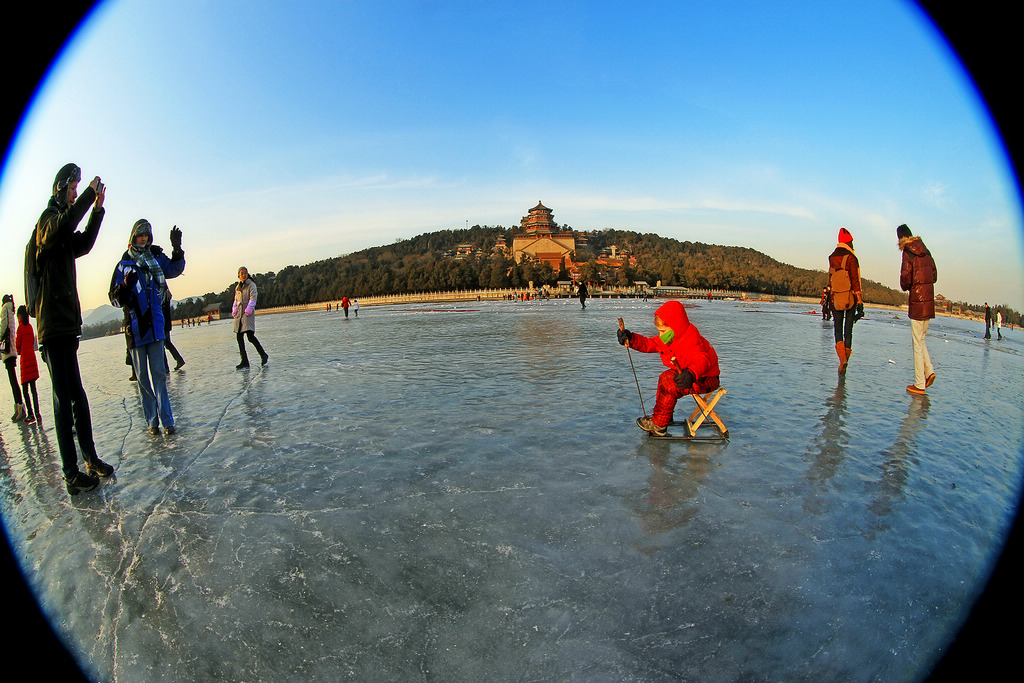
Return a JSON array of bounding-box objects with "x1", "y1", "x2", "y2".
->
[{"x1": 511, "y1": 201, "x2": 577, "y2": 269}]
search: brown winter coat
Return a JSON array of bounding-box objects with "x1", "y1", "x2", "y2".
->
[
  {"x1": 827, "y1": 243, "x2": 862, "y2": 309},
  {"x1": 899, "y1": 236, "x2": 937, "y2": 320}
]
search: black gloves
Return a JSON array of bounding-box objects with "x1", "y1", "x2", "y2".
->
[
  {"x1": 617, "y1": 328, "x2": 632, "y2": 346},
  {"x1": 853, "y1": 303, "x2": 865, "y2": 321},
  {"x1": 169, "y1": 226, "x2": 184, "y2": 259},
  {"x1": 673, "y1": 369, "x2": 695, "y2": 392},
  {"x1": 114, "y1": 271, "x2": 138, "y2": 307}
]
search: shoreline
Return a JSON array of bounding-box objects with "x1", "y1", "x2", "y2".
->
[{"x1": 249, "y1": 291, "x2": 991, "y2": 325}]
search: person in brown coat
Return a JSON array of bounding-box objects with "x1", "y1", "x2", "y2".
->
[
  {"x1": 897, "y1": 224, "x2": 937, "y2": 395},
  {"x1": 827, "y1": 227, "x2": 864, "y2": 373}
]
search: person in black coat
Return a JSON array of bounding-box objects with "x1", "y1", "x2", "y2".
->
[{"x1": 33, "y1": 163, "x2": 115, "y2": 495}]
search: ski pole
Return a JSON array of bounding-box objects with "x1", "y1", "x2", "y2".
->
[{"x1": 619, "y1": 318, "x2": 647, "y2": 417}]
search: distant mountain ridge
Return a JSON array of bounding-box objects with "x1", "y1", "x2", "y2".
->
[
  {"x1": 82, "y1": 304, "x2": 122, "y2": 327},
  {"x1": 82, "y1": 300, "x2": 188, "y2": 328}
]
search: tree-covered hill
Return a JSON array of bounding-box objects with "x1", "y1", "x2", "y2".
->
[{"x1": 585, "y1": 229, "x2": 905, "y2": 306}]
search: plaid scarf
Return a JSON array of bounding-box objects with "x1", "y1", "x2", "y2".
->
[
  {"x1": 129, "y1": 245, "x2": 168, "y2": 303},
  {"x1": 129, "y1": 220, "x2": 169, "y2": 303}
]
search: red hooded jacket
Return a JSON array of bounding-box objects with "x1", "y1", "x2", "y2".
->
[
  {"x1": 627, "y1": 300, "x2": 720, "y2": 387},
  {"x1": 15, "y1": 320, "x2": 40, "y2": 384}
]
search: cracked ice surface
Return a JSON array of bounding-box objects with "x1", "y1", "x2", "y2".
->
[{"x1": 1, "y1": 299, "x2": 1022, "y2": 681}]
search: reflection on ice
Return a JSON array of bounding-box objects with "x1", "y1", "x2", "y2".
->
[
  {"x1": 1, "y1": 299, "x2": 1022, "y2": 681},
  {"x1": 867, "y1": 394, "x2": 931, "y2": 528}
]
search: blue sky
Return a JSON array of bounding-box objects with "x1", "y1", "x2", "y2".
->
[{"x1": 2, "y1": 0, "x2": 1021, "y2": 312}]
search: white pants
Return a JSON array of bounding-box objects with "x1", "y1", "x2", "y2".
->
[{"x1": 911, "y1": 319, "x2": 934, "y2": 389}]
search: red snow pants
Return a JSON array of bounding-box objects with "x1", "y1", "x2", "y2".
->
[{"x1": 652, "y1": 370, "x2": 720, "y2": 427}]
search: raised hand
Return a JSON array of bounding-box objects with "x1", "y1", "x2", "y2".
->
[{"x1": 90, "y1": 177, "x2": 105, "y2": 209}]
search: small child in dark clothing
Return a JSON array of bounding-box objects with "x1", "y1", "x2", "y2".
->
[{"x1": 617, "y1": 300, "x2": 721, "y2": 436}]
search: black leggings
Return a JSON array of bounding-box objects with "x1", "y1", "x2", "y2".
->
[
  {"x1": 22, "y1": 380, "x2": 39, "y2": 417},
  {"x1": 4, "y1": 357, "x2": 22, "y2": 405},
  {"x1": 43, "y1": 336, "x2": 100, "y2": 476},
  {"x1": 165, "y1": 337, "x2": 184, "y2": 366},
  {"x1": 832, "y1": 307, "x2": 855, "y2": 348},
  {"x1": 236, "y1": 331, "x2": 267, "y2": 362}
]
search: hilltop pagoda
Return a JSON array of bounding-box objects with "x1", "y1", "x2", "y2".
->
[{"x1": 511, "y1": 201, "x2": 577, "y2": 269}]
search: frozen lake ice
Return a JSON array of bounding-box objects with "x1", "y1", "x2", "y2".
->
[{"x1": 1, "y1": 298, "x2": 1022, "y2": 681}]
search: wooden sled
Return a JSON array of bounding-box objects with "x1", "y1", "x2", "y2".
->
[{"x1": 650, "y1": 387, "x2": 729, "y2": 441}]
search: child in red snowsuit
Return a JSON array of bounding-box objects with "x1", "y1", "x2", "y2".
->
[
  {"x1": 15, "y1": 305, "x2": 42, "y2": 425},
  {"x1": 617, "y1": 300, "x2": 720, "y2": 436}
]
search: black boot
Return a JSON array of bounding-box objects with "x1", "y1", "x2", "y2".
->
[
  {"x1": 65, "y1": 470, "x2": 100, "y2": 496},
  {"x1": 250, "y1": 336, "x2": 268, "y2": 365},
  {"x1": 236, "y1": 338, "x2": 250, "y2": 369}
]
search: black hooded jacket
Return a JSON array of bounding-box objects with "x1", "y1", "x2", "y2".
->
[{"x1": 34, "y1": 185, "x2": 104, "y2": 343}]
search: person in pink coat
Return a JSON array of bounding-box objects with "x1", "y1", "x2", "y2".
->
[
  {"x1": 1, "y1": 294, "x2": 25, "y2": 422},
  {"x1": 232, "y1": 267, "x2": 268, "y2": 368}
]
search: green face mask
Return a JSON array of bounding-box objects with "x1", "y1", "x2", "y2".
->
[{"x1": 660, "y1": 329, "x2": 675, "y2": 344}]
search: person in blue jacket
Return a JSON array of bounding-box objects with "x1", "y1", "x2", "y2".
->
[{"x1": 109, "y1": 220, "x2": 186, "y2": 435}]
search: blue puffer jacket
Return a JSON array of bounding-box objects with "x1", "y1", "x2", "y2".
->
[{"x1": 109, "y1": 241, "x2": 185, "y2": 348}]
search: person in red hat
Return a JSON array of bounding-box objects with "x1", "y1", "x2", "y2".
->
[{"x1": 827, "y1": 227, "x2": 864, "y2": 373}]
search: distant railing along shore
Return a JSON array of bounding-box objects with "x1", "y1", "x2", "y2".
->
[{"x1": 252, "y1": 287, "x2": 791, "y2": 317}]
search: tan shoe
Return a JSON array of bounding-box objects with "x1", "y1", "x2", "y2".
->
[{"x1": 636, "y1": 416, "x2": 668, "y2": 436}]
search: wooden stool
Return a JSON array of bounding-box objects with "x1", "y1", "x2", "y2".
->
[{"x1": 682, "y1": 387, "x2": 728, "y2": 439}]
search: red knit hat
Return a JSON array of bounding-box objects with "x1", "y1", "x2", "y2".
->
[{"x1": 838, "y1": 227, "x2": 853, "y2": 243}]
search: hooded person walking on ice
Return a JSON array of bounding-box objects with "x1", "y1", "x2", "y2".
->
[
  {"x1": 828, "y1": 227, "x2": 864, "y2": 374},
  {"x1": 15, "y1": 305, "x2": 42, "y2": 425},
  {"x1": 617, "y1": 300, "x2": 720, "y2": 437},
  {"x1": 897, "y1": 223, "x2": 937, "y2": 395},
  {"x1": 109, "y1": 220, "x2": 186, "y2": 435}
]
